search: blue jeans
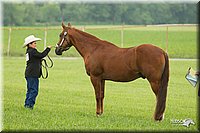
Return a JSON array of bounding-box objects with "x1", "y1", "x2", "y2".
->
[{"x1": 24, "y1": 77, "x2": 39, "y2": 108}]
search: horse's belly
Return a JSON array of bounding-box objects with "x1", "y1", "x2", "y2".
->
[{"x1": 103, "y1": 70, "x2": 140, "y2": 82}]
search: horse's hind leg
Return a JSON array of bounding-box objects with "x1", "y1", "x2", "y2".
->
[
  {"x1": 149, "y1": 81, "x2": 165, "y2": 121},
  {"x1": 90, "y1": 76, "x2": 105, "y2": 116}
]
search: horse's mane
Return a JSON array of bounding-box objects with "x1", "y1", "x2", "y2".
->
[
  {"x1": 73, "y1": 28, "x2": 99, "y2": 40},
  {"x1": 71, "y1": 28, "x2": 118, "y2": 47}
]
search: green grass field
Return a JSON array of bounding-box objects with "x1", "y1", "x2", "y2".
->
[
  {"x1": 3, "y1": 25, "x2": 197, "y2": 58},
  {"x1": 3, "y1": 57, "x2": 198, "y2": 131}
]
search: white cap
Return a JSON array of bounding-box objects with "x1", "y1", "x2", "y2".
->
[{"x1": 23, "y1": 35, "x2": 41, "y2": 48}]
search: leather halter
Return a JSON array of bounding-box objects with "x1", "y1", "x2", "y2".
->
[{"x1": 57, "y1": 31, "x2": 68, "y2": 47}]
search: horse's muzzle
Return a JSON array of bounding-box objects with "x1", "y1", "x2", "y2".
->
[{"x1": 55, "y1": 47, "x2": 62, "y2": 55}]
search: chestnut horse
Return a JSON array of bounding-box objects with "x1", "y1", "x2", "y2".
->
[{"x1": 55, "y1": 23, "x2": 169, "y2": 121}]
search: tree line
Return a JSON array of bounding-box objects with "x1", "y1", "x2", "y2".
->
[{"x1": 3, "y1": 2, "x2": 197, "y2": 26}]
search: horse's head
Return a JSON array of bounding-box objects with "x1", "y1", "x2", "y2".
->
[{"x1": 55, "y1": 22, "x2": 73, "y2": 55}]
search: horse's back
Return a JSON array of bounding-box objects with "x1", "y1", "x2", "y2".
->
[{"x1": 136, "y1": 44, "x2": 164, "y2": 56}]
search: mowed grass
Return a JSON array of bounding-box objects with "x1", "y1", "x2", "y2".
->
[
  {"x1": 3, "y1": 57, "x2": 198, "y2": 131},
  {"x1": 3, "y1": 25, "x2": 197, "y2": 58}
]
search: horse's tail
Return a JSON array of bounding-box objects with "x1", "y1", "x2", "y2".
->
[{"x1": 154, "y1": 52, "x2": 169, "y2": 121}]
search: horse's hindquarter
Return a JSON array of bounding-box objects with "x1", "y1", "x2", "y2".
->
[
  {"x1": 136, "y1": 44, "x2": 166, "y2": 81},
  {"x1": 86, "y1": 46, "x2": 141, "y2": 82}
]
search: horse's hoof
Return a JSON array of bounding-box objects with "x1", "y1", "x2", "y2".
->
[
  {"x1": 154, "y1": 114, "x2": 164, "y2": 121},
  {"x1": 96, "y1": 114, "x2": 100, "y2": 117},
  {"x1": 96, "y1": 113, "x2": 102, "y2": 117}
]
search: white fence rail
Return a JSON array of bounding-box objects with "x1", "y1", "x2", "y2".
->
[{"x1": 2, "y1": 24, "x2": 197, "y2": 56}]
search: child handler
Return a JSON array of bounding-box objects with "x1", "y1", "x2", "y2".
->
[{"x1": 23, "y1": 35, "x2": 52, "y2": 109}]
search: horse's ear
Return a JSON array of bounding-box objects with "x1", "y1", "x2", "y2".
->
[
  {"x1": 68, "y1": 23, "x2": 71, "y2": 27},
  {"x1": 62, "y1": 22, "x2": 66, "y2": 29}
]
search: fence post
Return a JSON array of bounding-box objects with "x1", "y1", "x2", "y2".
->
[
  {"x1": 121, "y1": 24, "x2": 124, "y2": 48},
  {"x1": 44, "y1": 27, "x2": 47, "y2": 49},
  {"x1": 82, "y1": 26, "x2": 85, "y2": 31},
  {"x1": 7, "y1": 27, "x2": 12, "y2": 56},
  {"x1": 166, "y1": 26, "x2": 168, "y2": 53}
]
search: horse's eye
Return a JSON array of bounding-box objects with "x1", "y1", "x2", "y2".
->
[{"x1": 59, "y1": 34, "x2": 62, "y2": 37}]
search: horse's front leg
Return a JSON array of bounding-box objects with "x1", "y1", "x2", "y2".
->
[{"x1": 90, "y1": 76, "x2": 105, "y2": 116}]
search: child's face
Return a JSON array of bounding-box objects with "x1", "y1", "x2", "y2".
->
[{"x1": 29, "y1": 41, "x2": 37, "y2": 49}]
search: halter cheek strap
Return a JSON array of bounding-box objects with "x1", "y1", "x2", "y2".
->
[{"x1": 57, "y1": 31, "x2": 68, "y2": 47}]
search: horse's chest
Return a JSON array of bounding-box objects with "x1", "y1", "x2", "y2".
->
[{"x1": 84, "y1": 58, "x2": 103, "y2": 76}]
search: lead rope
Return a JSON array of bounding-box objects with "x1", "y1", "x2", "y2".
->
[{"x1": 41, "y1": 55, "x2": 53, "y2": 79}]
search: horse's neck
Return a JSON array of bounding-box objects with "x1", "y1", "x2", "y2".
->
[{"x1": 70, "y1": 29, "x2": 100, "y2": 57}]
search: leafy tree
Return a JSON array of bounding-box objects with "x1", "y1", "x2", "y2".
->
[
  {"x1": 41, "y1": 4, "x2": 61, "y2": 24},
  {"x1": 148, "y1": 4, "x2": 173, "y2": 24},
  {"x1": 3, "y1": 3, "x2": 25, "y2": 26},
  {"x1": 88, "y1": 4, "x2": 112, "y2": 24},
  {"x1": 109, "y1": 4, "x2": 127, "y2": 24},
  {"x1": 23, "y1": 4, "x2": 36, "y2": 25},
  {"x1": 2, "y1": 2, "x2": 197, "y2": 26}
]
